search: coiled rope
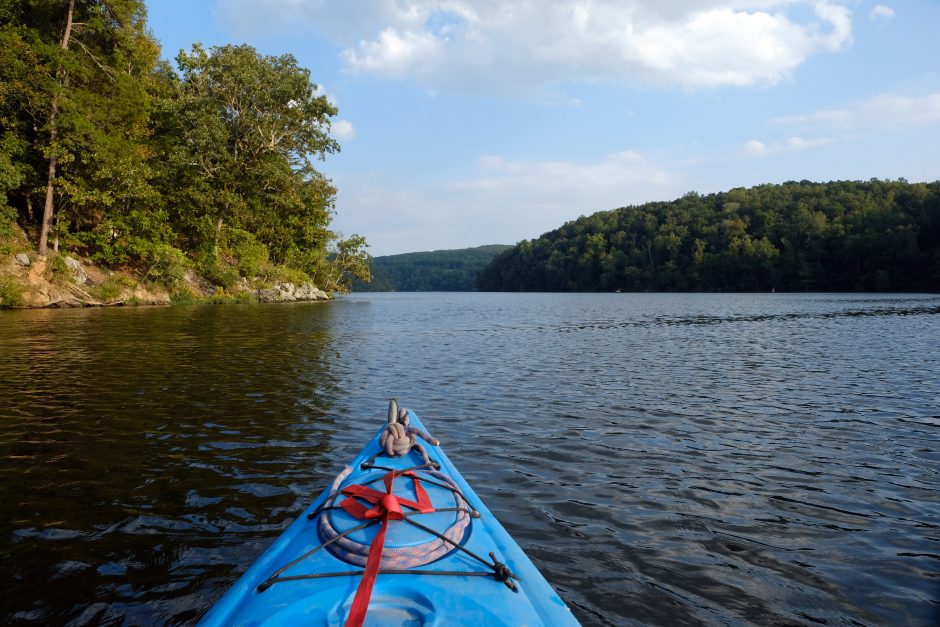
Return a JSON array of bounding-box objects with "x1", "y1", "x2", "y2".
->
[
  {"x1": 318, "y1": 466, "x2": 472, "y2": 569},
  {"x1": 305, "y1": 399, "x2": 469, "y2": 571},
  {"x1": 257, "y1": 400, "x2": 519, "y2": 627},
  {"x1": 378, "y1": 399, "x2": 440, "y2": 463}
]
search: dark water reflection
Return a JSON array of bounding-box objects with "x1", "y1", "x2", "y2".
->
[
  {"x1": 1, "y1": 293, "x2": 939, "y2": 625},
  {"x1": 0, "y1": 305, "x2": 342, "y2": 624}
]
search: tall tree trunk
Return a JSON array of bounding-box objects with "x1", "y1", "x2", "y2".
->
[
  {"x1": 38, "y1": 0, "x2": 75, "y2": 257},
  {"x1": 53, "y1": 211, "x2": 60, "y2": 253}
]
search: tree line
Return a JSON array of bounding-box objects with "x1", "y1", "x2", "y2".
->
[
  {"x1": 477, "y1": 180, "x2": 940, "y2": 292},
  {"x1": 353, "y1": 245, "x2": 511, "y2": 291},
  {"x1": 0, "y1": 0, "x2": 368, "y2": 292}
]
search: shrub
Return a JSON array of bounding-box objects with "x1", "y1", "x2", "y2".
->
[
  {"x1": 45, "y1": 254, "x2": 70, "y2": 284},
  {"x1": 0, "y1": 204, "x2": 17, "y2": 238},
  {"x1": 170, "y1": 287, "x2": 200, "y2": 305},
  {"x1": 0, "y1": 205, "x2": 22, "y2": 255},
  {"x1": 75, "y1": 210, "x2": 178, "y2": 268},
  {"x1": 92, "y1": 273, "x2": 137, "y2": 303},
  {"x1": 146, "y1": 244, "x2": 190, "y2": 288},
  {"x1": 202, "y1": 260, "x2": 241, "y2": 289},
  {"x1": 196, "y1": 253, "x2": 241, "y2": 290},
  {"x1": 0, "y1": 275, "x2": 25, "y2": 307},
  {"x1": 265, "y1": 264, "x2": 310, "y2": 286},
  {"x1": 228, "y1": 229, "x2": 270, "y2": 278}
]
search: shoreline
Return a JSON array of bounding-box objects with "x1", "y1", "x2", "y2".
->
[{"x1": 0, "y1": 252, "x2": 331, "y2": 310}]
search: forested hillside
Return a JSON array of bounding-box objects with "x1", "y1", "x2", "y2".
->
[
  {"x1": 353, "y1": 245, "x2": 511, "y2": 291},
  {"x1": 478, "y1": 180, "x2": 940, "y2": 292},
  {"x1": 0, "y1": 0, "x2": 367, "y2": 296}
]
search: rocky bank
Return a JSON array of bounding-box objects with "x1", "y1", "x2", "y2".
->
[{"x1": 1, "y1": 251, "x2": 330, "y2": 309}]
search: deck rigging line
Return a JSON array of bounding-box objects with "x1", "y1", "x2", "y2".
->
[{"x1": 256, "y1": 403, "x2": 519, "y2": 627}]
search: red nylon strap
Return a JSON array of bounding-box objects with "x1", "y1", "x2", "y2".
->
[{"x1": 341, "y1": 471, "x2": 435, "y2": 627}]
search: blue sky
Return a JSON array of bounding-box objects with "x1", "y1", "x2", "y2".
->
[{"x1": 146, "y1": 1, "x2": 940, "y2": 256}]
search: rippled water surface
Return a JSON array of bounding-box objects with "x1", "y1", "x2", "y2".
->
[{"x1": 1, "y1": 293, "x2": 939, "y2": 626}]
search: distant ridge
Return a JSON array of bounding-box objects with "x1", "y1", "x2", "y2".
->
[
  {"x1": 353, "y1": 244, "x2": 512, "y2": 291},
  {"x1": 477, "y1": 179, "x2": 940, "y2": 292}
]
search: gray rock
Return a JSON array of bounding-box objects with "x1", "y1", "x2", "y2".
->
[
  {"x1": 14, "y1": 253, "x2": 30, "y2": 266},
  {"x1": 297, "y1": 282, "x2": 329, "y2": 301},
  {"x1": 63, "y1": 256, "x2": 88, "y2": 285},
  {"x1": 256, "y1": 288, "x2": 280, "y2": 303},
  {"x1": 279, "y1": 282, "x2": 296, "y2": 298},
  {"x1": 184, "y1": 270, "x2": 215, "y2": 296},
  {"x1": 255, "y1": 281, "x2": 328, "y2": 303},
  {"x1": 294, "y1": 283, "x2": 315, "y2": 300}
]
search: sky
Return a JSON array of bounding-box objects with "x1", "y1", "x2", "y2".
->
[{"x1": 146, "y1": 1, "x2": 940, "y2": 256}]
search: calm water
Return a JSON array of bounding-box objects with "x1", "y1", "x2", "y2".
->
[{"x1": 1, "y1": 293, "x2": 938, "y2": 626}]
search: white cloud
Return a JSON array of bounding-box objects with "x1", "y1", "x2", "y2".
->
[
  {"x1": 744, "y1": 91, "x2": 940, "y2": 158},
  {"x1": 745, "y1": 139, "x2": 768, "y2": 155},
  {"x1": 343, "y1": 28, "x2": 442, "y2": 77},
  {"x1": 607, "y1": 150, "x2": 643, "y2": 163},
  {"x1": 743, "y1": 135, "x2": 832, "y2": 156},
  {"x1": 216, "y1": 1, "x2": 856, "y2": 93},
  {"x1": 461, "y1": 152, "x2": 670, "y2": 192},
  {"x1": 869, "y1": 5, "x2": 895, "y2": 23},
  {"x1": 771, "y1": 92, "x2": 940, "y2": 132},
  {"x1": 332, "y1": 119, "x2": 356, "y2": 141}
]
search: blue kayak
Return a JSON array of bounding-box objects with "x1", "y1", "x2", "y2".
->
[{"x1": 200, "y1": 401, "x2": 580, "y2": 626}]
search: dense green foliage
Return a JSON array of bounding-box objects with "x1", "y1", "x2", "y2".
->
[
  {"x1": 478, "y1": 180, "x2": 940, "y2": 292},
  {"x1": 0, "y1": 0, "x2": 368, "y2": 292},
  {"x1": 353, "y1": 245, "x2": 512, "y2": 291}
]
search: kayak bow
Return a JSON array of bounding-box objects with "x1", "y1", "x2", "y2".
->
[{"x1": 200, "y1": 402, "x2": 580, "y2": 626}]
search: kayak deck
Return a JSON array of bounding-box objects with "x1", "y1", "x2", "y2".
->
[{"x1": 200, "y1": 409, "x2": 579, "y2": 626}]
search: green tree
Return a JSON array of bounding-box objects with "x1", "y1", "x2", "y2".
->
[
  {"x1": 478, "y1": 180, "x2": 940, "y2": 293},
  {"x1": 0, "y1": 13, "x2": 49, "y2": 225},
  {"x1": 1, "y1": 3, "x2": 367, "y2": 294},
  {"x1": 161, "y1": 44, "x2": 338, "y2": 255},
  {"x1": 354, "y1": 244, "x2": 511, "y2": 292},
  {"x1": 17, "y1": 0, "x2": 160, "y2": 255},
  {"x1": 319, "y1": 234, "x2": 371, "y2": 293}
]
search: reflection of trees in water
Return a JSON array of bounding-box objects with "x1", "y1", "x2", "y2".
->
[{"x1": 0, "y1": 304, "x2": 341, "y2": 624}]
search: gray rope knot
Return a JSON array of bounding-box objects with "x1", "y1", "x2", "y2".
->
[
  {"x1": 489, "y1": 552, "x2": 518, "y2": 591},
  {"x1": 379, "y1": 399, "x2": 440, "y2": 464}
]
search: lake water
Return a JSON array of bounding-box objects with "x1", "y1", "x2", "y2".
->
[{"x1": 1, "y1": 292, "x2": 938, "y2": 626}]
